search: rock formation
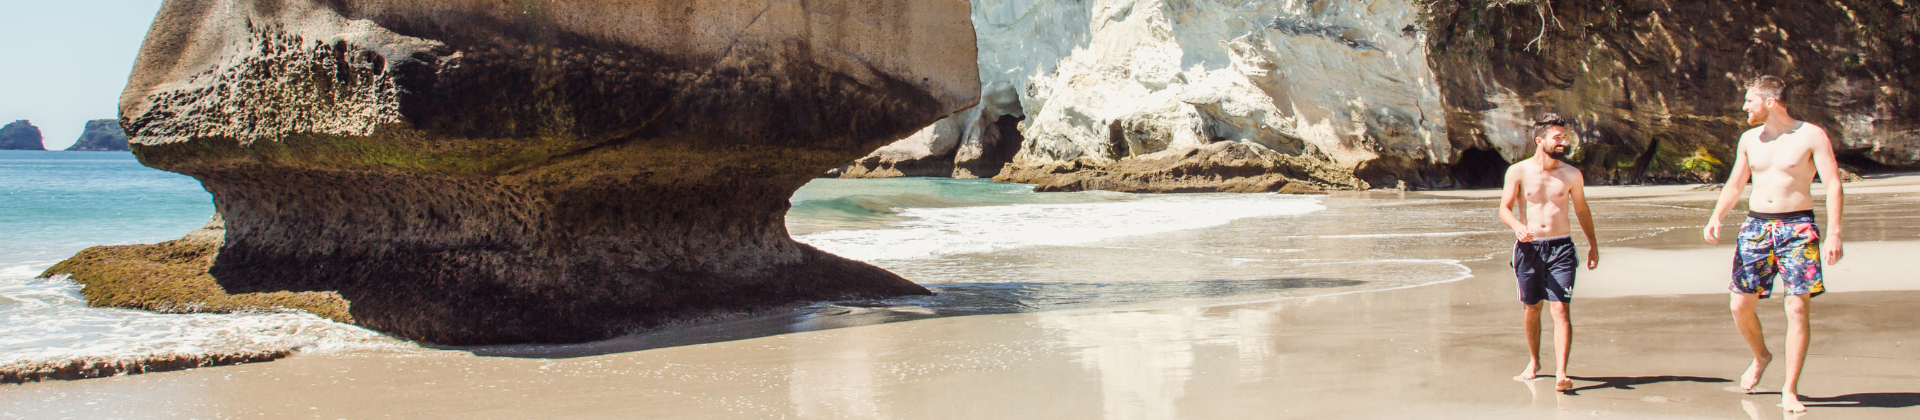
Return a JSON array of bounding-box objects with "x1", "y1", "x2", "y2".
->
[
  {"x1": 1425, "y1": 0, "x2": 1919, "y2": 185},
  {"x1": 62, "y1": 0, "x2": 979, "y2": 345},
  {"x1": 826, "y1": 117, "x2": 965, "y2": 178},
  {"x1": 65, "y1": 119, "x2": 130, "y2": 151},
  {"x1": 0, "y1": 120, "x2": 46, "y2": 150},
  {"x1": 851, "y1": 0, "x2": 1917, "y2": 191}
]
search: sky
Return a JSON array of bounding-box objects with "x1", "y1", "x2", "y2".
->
[{"x1": 0, "y1": 1, "x2": 164, "y2": 150}]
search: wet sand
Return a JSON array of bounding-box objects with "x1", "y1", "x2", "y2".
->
[{"x1": 5, "y1": 176, "x2": 1919, "y2": 419}]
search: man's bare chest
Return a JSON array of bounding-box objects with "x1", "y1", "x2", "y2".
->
[
  {"x1": 1748, "y1": 137, "x2": 1815, "y2": 173},
  {"x1": 1520, "y1": 174, "x2": 1571, "y2": 203}
]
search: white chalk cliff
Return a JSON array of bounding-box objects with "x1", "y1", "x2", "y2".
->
[{"x1": 839, "y1": 0, "x2": 1446, "y2": 189}]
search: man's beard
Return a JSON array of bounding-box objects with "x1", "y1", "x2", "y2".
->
[
  {"x1": 1545, "y1": 147, "x2": 1570, "y2": 161},
  {"x1": 1747, "y1": 109, "x2": 1767, "y2": 125}
]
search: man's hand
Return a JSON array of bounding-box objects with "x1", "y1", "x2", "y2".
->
[
  {"x1": 1827, "y1": 238, "x2": 1844, "y2": 265},
  {"x1": 1515, "y1": 229, "x2": 1535, "y2": 242},
  {"x1": 1703, "y1": 220, "x2": 1722, "y2": 244},
  {"x1": 1586, "y1": 246, "x2": 1599, "y2": 270}
]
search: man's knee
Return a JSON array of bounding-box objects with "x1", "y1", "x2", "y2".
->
[
  {"x1": 1549, "y1": 302, "x2": 1571, "y2": 318},
  {"x1": 1783, "y1": 295, "x2": 1810, "y2": 317},
  {"x1": 1730, "y1": 293, "x2": 1760, "y2": 313}
]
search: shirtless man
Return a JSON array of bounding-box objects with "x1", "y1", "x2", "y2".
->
[
  {"x1": 1702, "y1": 75, "x2": 1845, "y2": 413},
  {"x1": 1499, "y1": 113, "x2": 1600, "y2": 392}
]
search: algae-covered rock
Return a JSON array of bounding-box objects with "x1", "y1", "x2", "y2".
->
[
  {"x1": 40, "y1": 217, "x2": 351, "y2": 323},
  {"x1": 95, "y1": 0, "x2": 979, "y2": 345}
]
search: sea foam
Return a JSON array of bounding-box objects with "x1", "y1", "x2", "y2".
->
[
  {"x1": 0, "y1": 273, "x2": 411, "y2": 382},
  {"x1": 797, "y1": 193, "x2": 1324, "y2": 261}
]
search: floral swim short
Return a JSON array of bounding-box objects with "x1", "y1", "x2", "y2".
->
[{"x1": 1732, "y1": 210, "x2": 1825, "y2": 299}]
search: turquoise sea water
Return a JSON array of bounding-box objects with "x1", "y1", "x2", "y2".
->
[{"x1": 0, "y1": 151, "x2": 213, "y2": 266}]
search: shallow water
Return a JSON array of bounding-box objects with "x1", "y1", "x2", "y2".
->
[
  {"x1": 0, "y1": 154, "x2": 1666, "y2": 364},
  {"x1": 0, "y1": 151, "x2": 417, "y2": 368}
]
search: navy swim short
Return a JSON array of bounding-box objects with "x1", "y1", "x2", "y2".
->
[{"x1": 1512, "y1": 235, "x2": 1578, "y2": 304}]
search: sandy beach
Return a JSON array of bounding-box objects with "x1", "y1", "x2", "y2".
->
[{"x1": 5, "y1": 176, "x2": 1918, "y2": 419}]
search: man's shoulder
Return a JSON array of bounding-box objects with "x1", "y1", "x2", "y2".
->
[
  {"x1": 1505, "y1": 159, "x2": 1535, "y2": 173},
  {"x1": 1790, "y1": 121, "x2": 1832, "y2": 140},
  {"x1": 1551, "y1": 162, "x2": 1585, "y2": 178}
]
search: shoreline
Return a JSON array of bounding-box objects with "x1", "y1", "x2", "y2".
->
[{"x1": 3, "y1": 175, "x2": 1918, "y2": 418}]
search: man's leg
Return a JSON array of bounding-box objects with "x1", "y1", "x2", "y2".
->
[
  {"x1": 1780, "y1": 294, "x2": 1811, "y2": 412},
  {"x1": 1519, "y1": 302, "x2": 1543, "y2": 380},
  {"x1": 1730, "y1": 292, "x2": 1772, "y2": 392},
  {"x1": 1550, "y1": 301, "x2": 1573, "y2": 391}
]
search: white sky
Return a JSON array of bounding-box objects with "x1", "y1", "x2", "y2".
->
[{"x1": 0, "y1": 1, "x2": 164, "y2": 150}]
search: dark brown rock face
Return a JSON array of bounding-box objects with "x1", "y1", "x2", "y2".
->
[
  {"x1": 996, "y1": 141, "x2": 1346, "y2": 193},
  {"x1": 1422, "y1": 0, "x2": 1919, "y2": 186},
  {"x1": 110, "y1": 0, "x2": 978, "y2": 344}
]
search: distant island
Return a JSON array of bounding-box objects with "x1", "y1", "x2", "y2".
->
[
  {"x1": 0, "y1": 120, "x2": 45, "y2": 150},
  {"x1": 65, "y1": 119, "x2": 129, "y2": 151}
]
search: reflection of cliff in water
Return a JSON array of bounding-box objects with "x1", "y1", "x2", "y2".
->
[{"x1": 447, "y1": 277, "x2": 1362, "y2": 359}]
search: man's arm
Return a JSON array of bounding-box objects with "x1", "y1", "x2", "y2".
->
[
  {"x1": 1810, "y1": 128, "x2": 1845, "y2": 264},
  {"x1": 1570, "y1": 172, "x2": 1598, "y2": 269},
  {"x1": 1498, "y1": 165, "x2": 1533, "y2": 242},
  {"x1": 1704, "y1": 137, "x2": 1752, "y2": 244}
]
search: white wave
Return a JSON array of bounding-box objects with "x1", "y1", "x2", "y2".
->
[
  {"x1": 797, "y1": 194, "x2": 1324, "y2": 261},
  {"x1": 1280, "y1": 231, "x2": 1498, "y2": 239},
  {"x1": 0, "y1": 264, "x2": 43, "y2": 279},
  {"x1": 0, "y1": 276, "x2": 414, "y2": 366}
]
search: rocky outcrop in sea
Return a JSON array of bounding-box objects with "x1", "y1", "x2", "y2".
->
[
  {"x1": 0, "y1": 120, "x2": 45, "y2": 150},
  {"x1": 850, "y1": 0, "x2": 1918, "y2": 191},
  {"x1": 52, "y1": 0, "x2": 980, "y2": 345},
  {"x1": 64, "y1": 119, "x2": 129, "y2": 151}
]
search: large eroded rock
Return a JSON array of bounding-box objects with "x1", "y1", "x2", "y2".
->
[{"x1": 94, "y1": 0, "x2": 978, "y2": 344}]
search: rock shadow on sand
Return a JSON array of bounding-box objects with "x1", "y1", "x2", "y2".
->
[{"x1": 442, "y1": 277, "x2": 1366, "y2": 359}]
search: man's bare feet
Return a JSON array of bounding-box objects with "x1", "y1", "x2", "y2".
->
[
  {"x1": 1515, "y1": 360, "x2": 1540, "y2": 380},
  {"x1": 1740, "y1": 353, "x2": 1772, "y2": 392},
  {"x1": 1780, "y1": 393, "x2": 1807, "y2": 412},
  {"x1": 1554, "y1": 377, "x2": 1573, "y2": 392}
]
